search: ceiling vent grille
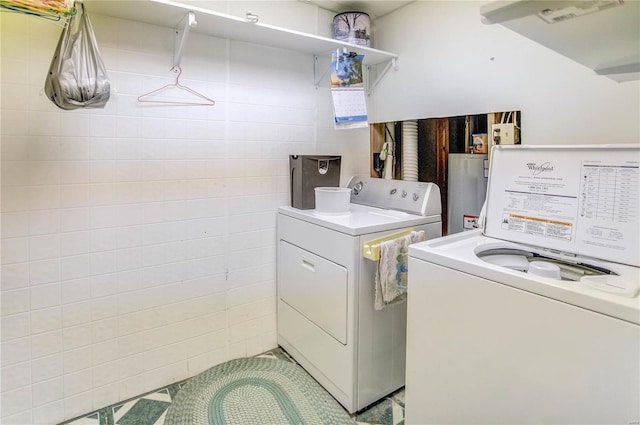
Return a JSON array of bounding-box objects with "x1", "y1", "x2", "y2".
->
[{"x1": 537, "y1": 0, "x2": 624, "y2": 24}]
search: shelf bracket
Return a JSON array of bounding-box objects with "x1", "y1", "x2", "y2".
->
[
  {"x1": 314, "y1": 55, "x2": 331, "y2": 89},
  {"x1": 174, "y1": 11, "x2": 197, "y2": 69},
  {"x1": 314, "y1": 52, "x2": 399, "y2": 93},
  {"x1": 367, "y1": 57, "x2": 397, "y2": 96}
]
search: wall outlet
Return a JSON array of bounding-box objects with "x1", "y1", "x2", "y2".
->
[{"x1": 491, "y1": 123, "x2": 516, "y2": 145}]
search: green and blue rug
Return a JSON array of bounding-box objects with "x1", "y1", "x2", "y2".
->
[
  {"x1": 164, "y1": 357, "x2": 354, "y2": 425},
  {"x1": 61, "y1": 348, "x2": 405, "y2": 425}
]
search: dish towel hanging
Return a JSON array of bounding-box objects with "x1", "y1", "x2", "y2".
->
[{"x1": 374, "y1": 230, "x2": 426, "y2": 310}]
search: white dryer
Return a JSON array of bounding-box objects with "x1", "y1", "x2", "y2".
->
[
  {"x1": 406, "y1": 145, "x2": 640, "y2": 424},
  {"x1": 277, "y1": 176, "x2": 442, "y2": 413}
]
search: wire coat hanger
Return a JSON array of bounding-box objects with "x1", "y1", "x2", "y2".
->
[
  {"x1": 0, "y1": 0, "x2": 76, "y2": 26},
  {"x1": 137, "y1": 66, "x2": 215, "y2": 106}
]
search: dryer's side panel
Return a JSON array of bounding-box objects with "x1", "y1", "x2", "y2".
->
[
  {"x1": 356, "y1": 221, "x2": 442, "y2": 410},
  {"x1": 405, "y1": 259, "x2": 640, "y2": 425}
]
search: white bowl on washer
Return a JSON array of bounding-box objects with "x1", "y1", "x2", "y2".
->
[{"x1": 315, "y1": 187, "x2": 351, "y2": 214}]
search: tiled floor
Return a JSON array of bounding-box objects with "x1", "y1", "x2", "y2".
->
[{"x1": 61, "y1": 348, "x2": 405, "y2": 425}]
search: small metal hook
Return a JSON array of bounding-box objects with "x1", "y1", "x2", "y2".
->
[{"x1": 170, "y1": 66, "x2": 183, "y2": 83}]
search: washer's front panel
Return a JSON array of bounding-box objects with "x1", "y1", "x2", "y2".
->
[{"x1": 405, "y1": 259, "x2": 640, "y2": 425}]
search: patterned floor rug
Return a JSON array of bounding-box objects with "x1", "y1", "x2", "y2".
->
[{"x1": 164, "y1": 357, "x2": 355, "y2": 425}]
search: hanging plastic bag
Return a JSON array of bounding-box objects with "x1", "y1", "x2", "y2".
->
[{"x1": 44, "y1": 2, "x2": 110, "y2": 110}]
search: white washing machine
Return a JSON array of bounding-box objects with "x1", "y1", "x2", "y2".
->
[
  {"x1": 277, "y1": 176, "x2": 442, "y2": 413},
  {"x1": 406, "y1": 145, "x2": 640, "y2": 425}
]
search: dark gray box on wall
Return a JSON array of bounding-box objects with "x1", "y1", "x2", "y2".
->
[{"x1": 290, "y1": 155, "x2": 341, "y2": 209}]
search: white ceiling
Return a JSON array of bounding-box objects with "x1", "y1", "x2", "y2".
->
[
  {"x1": 300, "y1": 0, "x2": 414, "y2": 19},
  {"x1": 481, "y1": 0, "x2": 639, "y2": 82}
]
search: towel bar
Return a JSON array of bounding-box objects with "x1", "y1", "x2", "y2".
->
[{"x1": 362, "y1": 229, "x2": 415, "y2": 261}]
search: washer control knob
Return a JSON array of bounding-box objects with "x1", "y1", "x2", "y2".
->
[
  {"x1": 413, "y1": 193, "x2": 420, "y2": 201},
  {"x1": 353, "y1": 181, "x2": 363, "y2": 195},
  {"x1": 390, "y1": 188, "x2": 397, "y2": 195},
  {"x1": 401, "y1": 190, "x2": 407, "y2": 198}
]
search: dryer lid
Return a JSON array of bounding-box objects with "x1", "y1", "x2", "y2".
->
[{"x1": 483, "y1": 145, "x2": 639, "y2": 268}]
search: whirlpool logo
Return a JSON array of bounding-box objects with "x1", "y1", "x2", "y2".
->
[{"x1": 526, "y1": 162, "x2": 554, "y2": 175}]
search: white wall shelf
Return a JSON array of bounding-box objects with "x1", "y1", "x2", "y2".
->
[{"x1": 85, "y1": 0, "x2": 399, "y2": 68}]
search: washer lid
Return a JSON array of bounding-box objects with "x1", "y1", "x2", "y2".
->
[{"x1": 484, "y1": 145, "x2": 640, "y2": 267}]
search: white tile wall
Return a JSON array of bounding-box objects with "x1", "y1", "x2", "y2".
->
[{"x1": 1, "y1": 5, "x2": 370, "y2": 424}]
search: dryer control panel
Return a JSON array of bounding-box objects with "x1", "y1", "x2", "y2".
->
[{"x1": 347, "y1": 176, "x2": 442, "y2": 217}]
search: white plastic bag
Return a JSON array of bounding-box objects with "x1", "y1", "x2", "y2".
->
[{"x1": 44, "y1": 3, "x2": 110, "y2": 110}]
